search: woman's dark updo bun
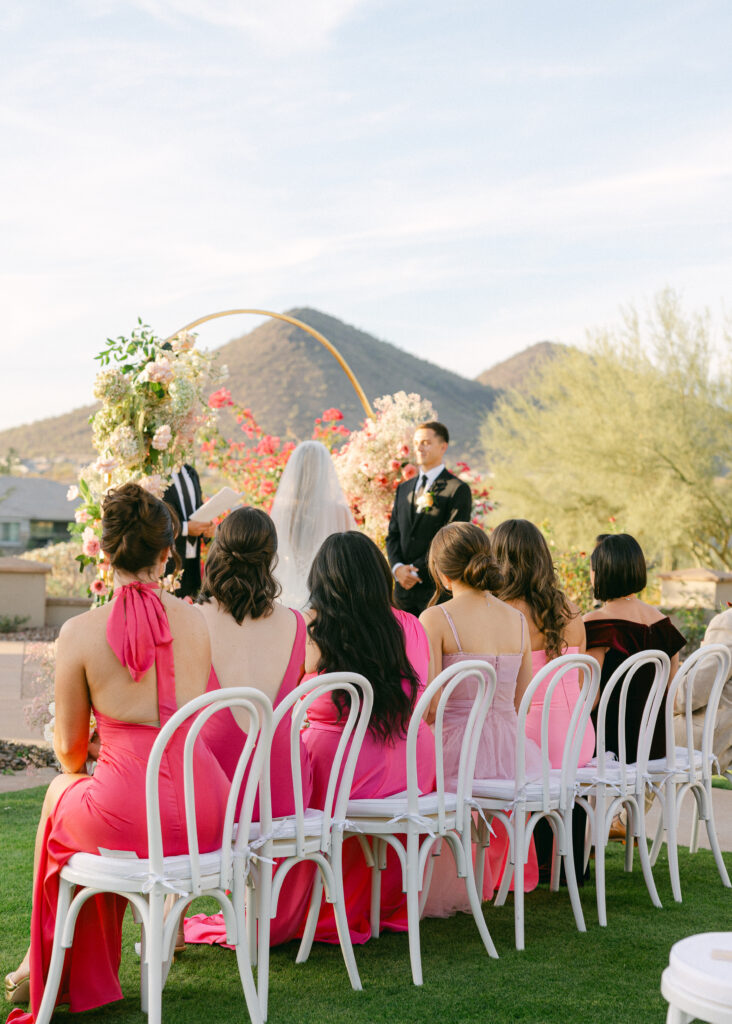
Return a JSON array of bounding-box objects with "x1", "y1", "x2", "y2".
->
[
  {"x1": 102, "y1": 482, "x2": 178, "y2": 574},
  {"x1": 200, "y1": 506, "x2": 280, "y2": 622},
  {"x1": 427, "y1": 522, "x2": 502, "y2": 605}
]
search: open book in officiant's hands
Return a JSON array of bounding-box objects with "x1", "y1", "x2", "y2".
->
[{"x1": 189, "y1": 486, "x2": 241, "y2": 523}]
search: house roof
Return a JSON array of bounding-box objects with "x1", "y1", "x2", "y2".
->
[{"x1": 0, "y1": 477, "x2": 80, "y2": 522}]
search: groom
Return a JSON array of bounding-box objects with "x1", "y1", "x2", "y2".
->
[{"x1": 387, "y1": 421, "x2": 472, "y2": 615}]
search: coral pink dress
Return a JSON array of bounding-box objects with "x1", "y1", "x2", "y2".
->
[
  {"x1": 301, "y1": 608, "x2": 436, "y2": 944},
  {"x1": 422, "y1": 606, "x2": 541, "y2": 917},
  {"x1": 184, "y1": 609, "x2": 316, "y2": 947},
  {"x1": 525, "y1": 648, "x2": 595, "y2": 769},
  {"x1": 7, "y1": 583, "x2": 230, "y2": 1024}
]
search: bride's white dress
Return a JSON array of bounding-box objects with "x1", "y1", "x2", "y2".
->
[{"x1": 270, "y1": 440, "x2": 355, "y2": 609}]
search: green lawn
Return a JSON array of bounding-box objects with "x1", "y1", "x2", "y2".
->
[{"x1": 4, "y1": 786, "x2": 732, "y2": 1024}]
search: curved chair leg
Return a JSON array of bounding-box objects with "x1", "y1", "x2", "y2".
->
[
  {"x1": 256, "y1": 860, "x2": 273, "y2": 1020},
  {"x1": 328, "y1": 840, "x2": 363, "y2": 992},
  {"x1": 548, "y1": 816, "x2": 561, "y2": 892},
  {"x1": 664, "y1": 782, "x2": 682, "y2": 903},
  {"x1": 494, "y1": 817, "x2": 515, "y2": 907},
  {"x1": 406, "y1": 831, "x2": 424, "y2": 985},
  {"x1": 461, "y1": 830, "x2": 498, "y2": 959},
  {"x1": 650, "y1": 813, "x2": 665, "y2": 866},
  {"x1": 594, "y1": 811, "x2": 608, "y2": 928},
  {"x1": 145, "y1": 890, "x2": 165, "y2": 1024},
  {"x1": 512, "y1": 817, "x2": 526, "y2": 951},
  {"x1": 474, "y1": 817, "x2": 489, "y2": 897},
  {"x1": 370, "y1": 838, "x2": 384, "y2": 938},
  {"x1": 232, "y1": 875, "x2": 264, "y2": 1024},
  {"x1": 35, "y1": 878, "x2": 73, "y2": 1024},
  {"x1": 561, "y1": 813, "x2": 586, "y2": 933},
  {"x1": 635, "y1": 798, "x2": 663, "y2": 909},
  {"x1": 704, "y1": 783, "x2": 732, "y2": 887},
  {"x1": 296, "y1": 866, "x2": 323, "y2": 965},
  {"x1": 689, "y1": 795, "x2": 700, "y2": 854}
]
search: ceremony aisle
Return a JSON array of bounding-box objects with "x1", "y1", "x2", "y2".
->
[{"x1": 4, "y1": 785, "x2": 732, "y2": 1024}]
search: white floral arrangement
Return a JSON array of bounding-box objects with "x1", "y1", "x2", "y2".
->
[
  {"x1": 70, "y1": 322, "x2": 227, "y2": 602},
  {"x1": 333, "y1": 392, "x2": 437, "y2": 548}
]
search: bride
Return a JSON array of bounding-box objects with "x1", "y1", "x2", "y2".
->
[{"x1": 270, "y1": 440, "x2": 355, "y2": 609}]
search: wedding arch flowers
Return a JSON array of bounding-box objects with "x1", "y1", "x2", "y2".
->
[{"x1": 71, "y1": 322, "x2": 227, "y2": 600}]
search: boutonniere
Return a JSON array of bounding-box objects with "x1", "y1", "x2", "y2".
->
[{"x1": 415, "y1": 490, "x2": 435, "y2": 512}]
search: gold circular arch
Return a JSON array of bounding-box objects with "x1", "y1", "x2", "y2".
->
[{"x1": 163, "y1": 308, "x2": 374, "y2": 419}]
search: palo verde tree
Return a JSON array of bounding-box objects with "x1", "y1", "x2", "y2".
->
[{"x1": 482, "y1": 290, "x2": 732, "y2": 569}]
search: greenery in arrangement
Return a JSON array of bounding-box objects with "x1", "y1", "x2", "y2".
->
[
  {"x1": 0, "y1": 614, "x2": 30, "y2": 633},
  {"x1": 3, "y1": 786, "x2": 732, "y2": 1024},
  {"x1": 483, "y1": 289, "x2": 732, "y2": 570}
]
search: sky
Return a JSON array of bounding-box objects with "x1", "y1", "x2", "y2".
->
[{"x1": 1, "y1": 0, "x2": 731, "y2": 431}]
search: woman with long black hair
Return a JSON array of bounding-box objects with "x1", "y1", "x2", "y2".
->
[{"x1": 301, "y1": 531, "x2": 436, "y2": 944}]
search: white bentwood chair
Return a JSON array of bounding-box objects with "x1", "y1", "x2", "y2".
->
[
  {"x1": 575, "y1": 649, "x2": 670, "y2": 927},
  {"x1": 34, "y1": 688, "x2": 273, "y2": 1024},
  {"x1": 244, "y1": 672, "x2": 373, "y2": 1020},
  {"x1": 648, "y1": 644, "x2": 732, "y2": 901},
  {"x1": 324, "y1": 660, "x2": 499, "y2": 986},
  {"x1": 471, "y1": 652, "x2": 599, "y2": 950}
]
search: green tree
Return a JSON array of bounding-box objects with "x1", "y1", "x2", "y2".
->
[{"x1": 482, "y1": 291, "x2": 732, "y2": 569}]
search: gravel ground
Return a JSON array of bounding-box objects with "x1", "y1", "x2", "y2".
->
[{"x1": 0, "y1": 626, "x2": 60, "y2": 643}]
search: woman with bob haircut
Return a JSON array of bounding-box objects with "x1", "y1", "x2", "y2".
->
[
  {"x1": 418, "y1": 521, "x2": 541, "y2": 915},
  {"x1": 584, "y1": 533, "x2": 686, "y2": 763},
  {"x1": 301, "y1": 530, "x2": 436, "y2": 944},
  {"x1": 6, "y1": 483, "x2": 229, "y2": 1019},
  {"x1": 183, "y1": 505, "x2": 314, "y2": 949}
]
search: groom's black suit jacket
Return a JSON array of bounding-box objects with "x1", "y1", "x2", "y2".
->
[
  {"x1": 163, "y1": 464, "x2": 204, "y2": 599},
  {"x1": 386, "y1": 468, "x2": 472, "y2": 615}
]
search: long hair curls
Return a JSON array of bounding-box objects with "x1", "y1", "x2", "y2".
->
[
  {"x1": 307, "y1": 531, "x2": 419, "y2": 743},
  {"x1": 491, "y1": 518, "x2": 573, "y2": 658},
  {"x1": 200, "y1": 507, "x2": 280, "y2": 622}
]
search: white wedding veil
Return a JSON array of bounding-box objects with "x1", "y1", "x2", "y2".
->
[{"x1": 270, "y1": 440, "x2": 356, "y2": 610}]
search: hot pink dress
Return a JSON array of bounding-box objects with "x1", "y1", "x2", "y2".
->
[
  {"x1": 525, "y1": 648, "x2": 595, "y2": 769},
  {"x1": 7, "y1": 583, "x2": 230, "y2": 1024},
  {"x1": 422, "y1": 605, "x2": 541, "y2": 917},
  {"x1": 301, "y1": 607, "x2": 436, "y2": 944},
  {"x1": 184, "y1": 609, "x2": 316, "y2": 947}
]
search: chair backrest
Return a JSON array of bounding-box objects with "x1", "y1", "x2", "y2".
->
[
  {"x1": 145, "y1": 687, "x2": 274, "y2": 896},
  {"x1": 664, "y1": 643, "x2": 732, "y2": 779},
  {"x1": 593, "y1": 649, "x2": 670, "y2": 788},
  {"x1": 406, "y1": 660, "x2": 496, "y2": 833},
  {"x1": 262, "y1": 672, "x2": 373, "y2": 855},
  {"x1": 516, "y1": 653, "x2": 600, "y2": 809}
]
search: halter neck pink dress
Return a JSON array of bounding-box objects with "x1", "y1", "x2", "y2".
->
[
  {"x1": 422, "y1": 605, "x2": 541, "y2": 917},
  {"x1": 300, "y1": 608, "x2": 436, "y2": 945},
  {"x1": 7, "y1": 582, "x2": 230, "y2": 1024},
  {"x1": 184, "y1": 608, "x2": 316, "y2": 948},
  {"x1": 525, "y1": 648, "x2": 595, "y2": 769}
]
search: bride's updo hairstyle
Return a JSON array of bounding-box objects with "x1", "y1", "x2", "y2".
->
[
  {"x1": 102, "y1": 482, "x2": 178, "y2": 573},
  {"x1": 491, "y1": 518, "x2": 574, "y2": 658},
  {"x1": 427, "y1": 521, "x2": 502, "y2": 606},
  {"x1": 200, "y1": 506, "x2": 280, "y2": 622},
  {"x1": 307, "y1": 531, "x2": 419, "y2": 742}
]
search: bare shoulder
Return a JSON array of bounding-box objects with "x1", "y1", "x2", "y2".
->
[
  {"x1": 58, "y1": 602, "x2": 107, "y2": 647},
  {"x1": 564, "y1": 608, "x2": 586, "y2": 646},
  {"x1": 583, "y1": 607, "x2": 605, "y2": 623},
  {"x1": 163, "y1": 594, "x2": 209, "y2": 640},
  {"x1": 419, "y1": 604, "x2": 444, "y2": 629}
]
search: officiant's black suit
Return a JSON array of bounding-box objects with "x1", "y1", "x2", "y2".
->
[
  {"x1": 386, "y1": 468, "x2": 472, "y2": 615},
  {"x1": 163, "y1": 464, "x2": 204, "y2": 599}
]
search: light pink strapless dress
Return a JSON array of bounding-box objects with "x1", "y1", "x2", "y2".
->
[
  {"x1": 422, "y1": 605, "x2": 541, "y2": 918},
  {"x1": 525, "y1": 648, "x2": 595, "y2": 769}
]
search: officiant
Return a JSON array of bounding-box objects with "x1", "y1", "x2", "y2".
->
[
  {"x1": 163, "y1": 463, "x2": 215, "y2": 598},
  {"x1": 386, "y1": 421, "x2": 472, "y2": 615}
]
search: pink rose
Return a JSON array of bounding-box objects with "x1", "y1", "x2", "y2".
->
[
  {"x1": 75, "y1": 508, "x2": 91, "y2": 524},
  {"x1": 94, "y1": 456, "x2": 118, "y2": 474},
  {"x1": 151, "y1": 424, "x2": 172, "y2": 451},
  {"x1": 82, "y1": 527, "x2": 101, "y2": 558},
  {"x1": 208, "y1": 387, "x2": 233, "y2": 409},
  {"x1": 375, "y1": 474, "x2": 388, "y2": 488},
  {"x1": 90, "y1": 579, "x2": 108, "y2": 596},
  {"x1": 402, "y1": 463, "x2": 418, "y2": 480},
  {"x1": 389, "y1": 459, "x2": 401, "y2": 472},
  {"x1": 146, "y1": 358, "x2": 174, "y2": 384},
  {"x1": 398, "y1": 444, "x2": 409, "y2": 458},
  {"x1": 321, "y1": 407, "x2": 344, "y2": 422}
]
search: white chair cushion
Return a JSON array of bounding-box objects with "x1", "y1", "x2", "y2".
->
[
  {"x1": 249, "y1": 808, "x2": 324, "y2": 842},
  {"x1": 471, "y1": 777, "x2": 562, "y2": 802},
  {"x1": 647, "y1": 749, "x2": 705, "y2": 774},
  {"x1": 64, "y1": 848, "x2": 225, "y2": 890},
  {"x1": 668, "y1": 932, "x2": 732, "y2": 1005},
  {"x1": 347, "y1": 790, "x2": 458, "y2": 818},
  {"x1": 575, "y1": 764, "x2": 638, "y2": 785}
]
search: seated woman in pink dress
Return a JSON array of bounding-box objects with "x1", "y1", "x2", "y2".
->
[
  {"x1": 491, "y1": 517, "x2": 591, "y2": 881},
  {"x1": 5, "y1": 483, "x2": 229, "y2": 1021},
  {"x1": 183, "y1": 506, "x2": 314, "y2": 949},
  {"x1": 301, "y1": 531, "x2": 436, "y2": 945},
  {"x1": 419, "y1": 521, "x2": 542, "y2": 917}
]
